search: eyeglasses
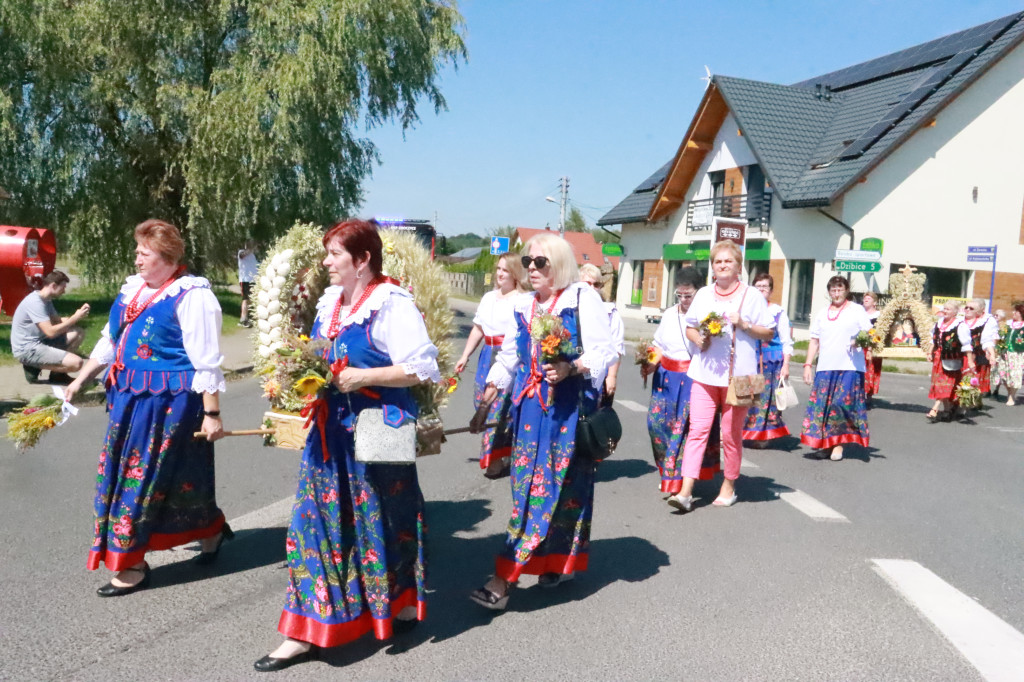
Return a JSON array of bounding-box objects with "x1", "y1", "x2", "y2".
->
[
  {"x1": 583, "y1": 280, "x2": 601, "y2": 288},
  {"x1": 521, "y1": 256, "x2": 549, "y2": 269},
  {"x1": 674, "y1": 291, "x2": 695, "y2": 301}
]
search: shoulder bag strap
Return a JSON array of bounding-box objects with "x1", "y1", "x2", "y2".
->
[
  {"x1": 729, "y1": 285, "x2": 749, "y2": 382},
  {"x1": 577, "y1": 289, "x2": 586, "y2": 409}
]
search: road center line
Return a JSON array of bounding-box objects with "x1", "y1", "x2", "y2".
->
[
  {"x1": 776, "y1": 488, "x2": 849, "y2": 522},
  {"x1": 616, "y1": 399, "x2": 647, "y2": 412},
  {"x1": 873, "y1": 559, "x2": 1024, "y2": 681}
]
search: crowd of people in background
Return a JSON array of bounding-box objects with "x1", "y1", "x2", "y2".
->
[{"x1": 13, "y1": 216, "x2": 1021, "y2": 673}]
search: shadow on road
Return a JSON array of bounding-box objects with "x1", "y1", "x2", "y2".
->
[
  {"x1": 149, "y1": 526, "x2": 288, "y2": 590},
  {"x1": 595, "y1": 456, "x2": 657, "y2": 482},
  {"x1": 871, "y1": 398, "x2": 930, "y2": 415}
]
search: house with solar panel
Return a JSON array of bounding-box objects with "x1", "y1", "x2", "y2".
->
[{"x1": 599, "y1": 11, "x2": 1024, "y2": 330}]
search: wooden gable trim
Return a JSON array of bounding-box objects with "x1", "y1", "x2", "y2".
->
[{"x1": 648, "y1": 85, "x2": 731, "y2": 223}]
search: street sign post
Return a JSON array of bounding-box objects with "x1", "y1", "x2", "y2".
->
[
  {"x1": 967, "y1": 245, "x2": 997, "y2": 311},
  {"x1": 835, "y1": 249, "x2": 881, "y2": 261},
  {"x1": 490, "y1": 236, "x2": 509, "y2": 255},
  {"x1": 835, "y1": 260, "x2": 882, "y2": 273}
]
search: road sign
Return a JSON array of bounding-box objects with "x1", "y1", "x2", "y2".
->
[
  {"x1": 967, "y1": 254, "x2": 994, "y2": 263},
  {"x1": 835, "y1": 260, "x2": 882, "y2": 273},
  {"x1": 835, "y1": 249, "x2": 881, "y2": 261},
  {"x1": 967, "y1": 246, "x2": 995, "y2": 255},
  {"x1": 490, "y1": 236, "x2": 509, "y2": 255}
]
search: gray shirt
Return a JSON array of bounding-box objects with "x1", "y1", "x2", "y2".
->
[{"x1": 11, "y1": 291, "x2": 57, "y2": 356}]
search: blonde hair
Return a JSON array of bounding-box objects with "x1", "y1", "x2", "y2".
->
[
  {"x1": 578, "y1": 263, "x2": 602, "y2": 282},
  {"x1": 709, "y1": 239, "x2": 743, "y2": 263},
  {"x1": 496, "y1": 254, "x2": 527, "y2": 291},
  {"x1": 523, "y1": 233, "x2": 578, "y2": 290},
  {"x1": 970, "y1": 298, "x2": 987, "y2": 314}
]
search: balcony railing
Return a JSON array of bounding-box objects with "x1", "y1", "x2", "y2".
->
[{"x1": 685, "y1": 192, "x2": 772, "y2": 234}]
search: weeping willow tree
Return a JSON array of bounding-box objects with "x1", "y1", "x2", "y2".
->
[{"x1": 0, "y1": 0, "x2": 466, "y2": 282}]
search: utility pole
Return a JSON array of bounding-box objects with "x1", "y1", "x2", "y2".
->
[{"x1": 558, "y1": 176, "x2": 569, "y2": 238}]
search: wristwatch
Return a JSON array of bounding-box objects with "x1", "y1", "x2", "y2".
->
[{"x1": 203, "y1": 409, "x2": 221, "y2": 417}]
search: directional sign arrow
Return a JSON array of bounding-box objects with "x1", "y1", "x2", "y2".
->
[{"x1": 834, "y1": 260, "x2": 882, "y2": 273}]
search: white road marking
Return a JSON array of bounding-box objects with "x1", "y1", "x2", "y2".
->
[
  {"x1": 776, "y1": 488, "x2": 849, "y2": 522},
  {"x1": 873, "y1": 559, "x2": 1024, "y2": 682},
  {"x1": 146, "y1": 496, "x2": 294, "y2": 568},
  {"x1": 616, "y1": 399, "x2": 648, "y2": 412}
]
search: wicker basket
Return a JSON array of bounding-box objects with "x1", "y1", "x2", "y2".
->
[{"x1": 264, "y1": 411, "x2": 310, "y2": 450}]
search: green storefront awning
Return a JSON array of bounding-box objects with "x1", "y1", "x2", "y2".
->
[
  {"x1": 745, "y1": 239, "x2": 771, "y2": 260},
  {"x1": 663, "y1": 241, "x2": 711, "y2": 261},
  {"x1": 602, "y1": 243, "x2": 624, "y2": 257}
]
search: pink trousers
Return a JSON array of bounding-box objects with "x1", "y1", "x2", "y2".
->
[{"x1": 681, "y1": 381, "x2": 744, "y2": 481}]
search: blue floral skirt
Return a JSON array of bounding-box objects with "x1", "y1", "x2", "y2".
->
[
  {"x1": 742, "y1": 356, "x2": 791, "y2": 441},
  {"x1": 496, "y1": 376, "x2": 595, "y2": 582},
  {"x1": 473, "y1": 343, "x2": 513, "y2": 471},
  {"x1": 278, "y1": 396, "x2": 426, "y2": 648},
  {"x1": 800, "y1": 370, "x2": 869, "y2": 449},
  {"x1": 89, "y1": 388, "x2": 224, "y2": 572},
  {"x1": 647, "y1": 366, "x2": 721, "y2": 494}
]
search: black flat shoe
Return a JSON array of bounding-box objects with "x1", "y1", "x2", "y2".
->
[
  {"x1": 23, "y1": 365, "x2": 41, "y2": 383},
  {"x1": 97, "y1": 564, "x2": 151, "y2": 597},
  {"x1": 393, "y1": 618, "x2": 420, "y2": 635},
  {"x1": 469, "y1": 585, "x2": 509, "y2": 611},
  {"x1": 194, "y1": 523, "x2": 235, "y2": 565},
  {"x1": 253, "y1": 646, "x2": 318, "y2": 672}
]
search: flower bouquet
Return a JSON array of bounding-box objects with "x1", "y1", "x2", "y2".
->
[
  {"x1": 633, "y1": 336, "x2": 658, "y2": 388},
  {"x1": 854, "y1": 329, "x2": 883, "y2": 350},
  {"x1": 700, "y1": 311, "x2": 725, "y2": 338},
  {"x1": 530, "y1": 310, "x2": 574, "y2": 406},
  {"x1": 5, "y1": 394, "x2": 64, "y2": 451},
  {"x1": 956, "y1": 373, "x2": 982, "y2": 410}
]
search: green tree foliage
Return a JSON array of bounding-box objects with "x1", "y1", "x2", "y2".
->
[
  {"x1": 0, "y1": 0, "x2": 466, "y2": 282},
  {"x1": 564, "y1": 206, "x2": 588, "y2": 233}
]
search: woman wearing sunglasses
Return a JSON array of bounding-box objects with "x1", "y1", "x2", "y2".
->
[
  {"x1": 454, "y1": 254, "x2": 528, "y2": 478},
  {"x1": 926, "y1": 299, "x2": 970, "y2": 421},
  {"x1": 579, "y1": 263, "x2": 624, "y2": 402},
  {"x1": 962, "y1": 298, "x2": 999, "y2": 397},
  {"x1": 468, "y1": 234, "x2": 617, "y2": 610}
]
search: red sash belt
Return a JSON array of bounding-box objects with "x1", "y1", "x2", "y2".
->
[
  {"x1": 484, "y1": 335, "x2": 505, "y2": 346},
  {"x1": 301, "y1": 397, "x2": 330, "y2": 463},
  {"x1": 660, "y1": 356, "x2": 690, "y2": 373}
]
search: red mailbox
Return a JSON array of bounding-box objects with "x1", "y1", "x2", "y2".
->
[{"x1": 0, "y1": 226, "x2": 57, "y2": 316}]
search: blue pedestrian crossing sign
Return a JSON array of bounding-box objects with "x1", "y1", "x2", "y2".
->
[{"x1": 490, "y1": 236, "x2": 509, "y2": 255}]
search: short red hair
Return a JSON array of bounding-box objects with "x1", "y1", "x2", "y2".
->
[
  {"x1": 135, "y1": 219, "x2": 185, "y2": 265},
  {"x1": 322, "y1": 218, "x2": 383, "y2": 276}
]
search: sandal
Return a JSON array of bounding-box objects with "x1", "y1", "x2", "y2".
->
[
  {"x1": 926, "y1": 408, "x2": 940, "y2": 420},
  {"x1": 469, "y1": 585, "x2": 509, "y2": 611}
]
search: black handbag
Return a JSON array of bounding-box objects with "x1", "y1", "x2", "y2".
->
[{"x1": 573, "y1": 290, "x2": 622, "y2": 461}]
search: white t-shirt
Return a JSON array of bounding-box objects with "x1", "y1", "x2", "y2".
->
[
  {"x1": 809, "y1": 302, "x2": 873, "y2": 372},
  {"x1": 473, "y1": 290, "x2": 517, "y2": 338},
  {"x1": 652, "y1": 304, "x2": 697, "y2": 361},
  {"x1": 606, "y1": 302, "x2": 625, "y2": 357},
  {"x1": 684, "y1": 284, "x2": 773, "y2": 387},
  {"x1": 237, "y1": 249, "x2": 258, "y2": 283}
]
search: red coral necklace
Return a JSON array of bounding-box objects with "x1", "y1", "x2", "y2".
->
[
  {"x1": 827, "y1": 301, "x2": 848, "y2": 321},
  {"x1": 327, "y1": 276, "x2": 384, "y2": 340},
  {"x1": 123, "y1": 266, "x2": 186, "y2": 324}
]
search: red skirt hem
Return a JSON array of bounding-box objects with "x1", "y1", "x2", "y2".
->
[
  {"x1": 278, "y1": 588, "x2": 424, "y2": 648},
  {"x1": 800, "y1": 433, "x2": 869, "y2": 449},
  {"x1": 741, "y1": 425, "x2": 791, "y2": 441},
  {"x1": 495, "y1": 553, "x2": 588, "y2": 582},
  {"x1": 479, "y1": 445, "x2": 512, "y2": 470},
  {"x1": 87, "y1": 514, "x2": 225, "y2": 571}
]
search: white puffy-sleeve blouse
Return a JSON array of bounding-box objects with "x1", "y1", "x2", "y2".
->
[
  {"x1": 653, "y1": 304, "x2": 696, "y2": 361},
  {"x1": 313, "y1": 283, "x2": 441, "y2": 383},
  {"x1": 486, "y1": 282, "x2": 618, "y2": 392},
  {"x1": 90, "y1": 275, "x2": 226, "y2": 394}
]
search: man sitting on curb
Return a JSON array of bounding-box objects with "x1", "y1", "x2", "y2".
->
[{"x1": 11, "y1": 270, "x2": 90, "y2": 384}]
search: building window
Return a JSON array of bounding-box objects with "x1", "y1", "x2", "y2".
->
[
  {"x1": 789, "y1": 259, "x2": 814, "y2": 324},
  {"x1": 582, "y1": 254, "x2": 589, "y2": 261}
]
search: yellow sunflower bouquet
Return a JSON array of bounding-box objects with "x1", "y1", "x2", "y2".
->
[{"x1": 700, "y1": 311, "x2": 726, "y2": 337}]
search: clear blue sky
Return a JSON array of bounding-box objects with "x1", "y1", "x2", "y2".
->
[{"x1": 359, "y1": 0, "x2": 1024, "y2": 237}]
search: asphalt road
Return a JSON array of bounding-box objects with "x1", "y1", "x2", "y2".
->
[{"x1": 2, "y1": 321, "x2": 1023, "y2": 681}]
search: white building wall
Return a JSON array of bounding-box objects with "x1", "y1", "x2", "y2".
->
[{"x1": 841, "y1": 41, "x2": 1024, "y2": 275}]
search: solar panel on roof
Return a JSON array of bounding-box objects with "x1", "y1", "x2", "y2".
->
[
  {"x1": 794, "y1": 12, "x2": 1021, "y2": 92},
  {"x1": 837, "y1": 14, "x2": 1022, "y2": 160},
  {"x1": 633, "y1": 160, "x2": 673, "y2": 192}
]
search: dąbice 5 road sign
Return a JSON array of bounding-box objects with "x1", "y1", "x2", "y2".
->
[{"x1": 835, "y1": 259, "x2": 882, "y2": 273}]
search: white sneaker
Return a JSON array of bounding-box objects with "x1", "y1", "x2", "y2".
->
[{"x1": 667, "y1": 494, "x2": 693, "y2": 512}]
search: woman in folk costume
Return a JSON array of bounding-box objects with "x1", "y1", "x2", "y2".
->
[
  {"x1": 800, "y1": 276, "x2": 872, "y2": 461},
  {"x1": 961, "y1": 298, "x2": 999, "y2": 394},
  {"x1": 861, "y1": 291, "x2": 884, "y2": 404},
  {"x1": 926, "y1": 299, "x2": 970, "y2": 421},
  {"x1": 579, "y1": 263, "x2": 624, "y2": 403},
  {"x1": 996, "y1": 302, "x2": 1024, "y2": 406},
  {"x1": 742, "y1": 273, "x2": 794, "y2": 447},
  {"x1": 454, "y1": 254, "x2": 527, "y2": 478},
  {"x1": 255, "y1": 219, "x2": 440, "y2": 672},
  {"x1": 642, "y1": 267, "x2": 721, "y2": 496},
  {"x1": 64, "y1": 219, "x2": 229, "y2": 597},
  {"x1": 468, "y1": 233, "x2": 617, "y2": 610}
]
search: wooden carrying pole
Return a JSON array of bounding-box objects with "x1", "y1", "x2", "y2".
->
[{"x1": 194, "y1": 423, "x2": 498, "y2": 439}]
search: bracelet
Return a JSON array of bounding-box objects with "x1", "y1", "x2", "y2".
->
[{"x1": 203, "y1": 410, "x2": 221, "y2": 417}]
